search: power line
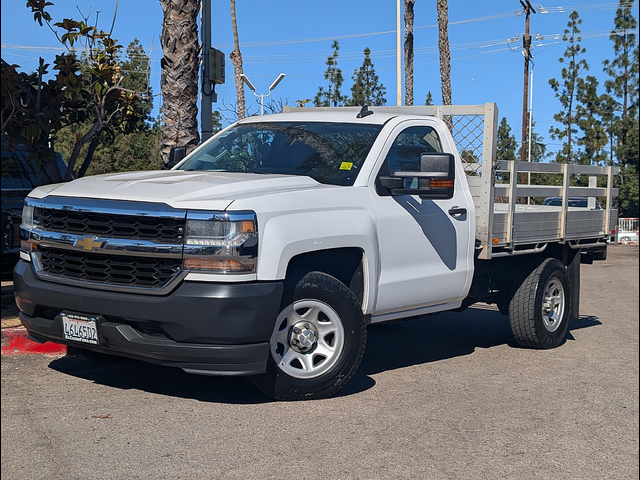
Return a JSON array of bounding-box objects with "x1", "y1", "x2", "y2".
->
[
  {"x1": 1, "y1": 1, "x2": 627, "y2": 64},
  {"x1": 7, "y1": 26, "x2": 634, "y2": 67},
  {"x1": 5, "y1": 2, "x2": 616, "y2": 54}
]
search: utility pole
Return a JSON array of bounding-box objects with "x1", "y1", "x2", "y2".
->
[
  {"x1": 396, "y1": 0, "x2": 402, "y2": 106},
  {"x1": 518, "y1": 0, "x2": 536, "y2": 204},
  {"x1": 200, "y1": 0, "x2": 213, "y2": 142},
  {"x1": 519, "y1": 0, "x2": 536, "y2": 164}
]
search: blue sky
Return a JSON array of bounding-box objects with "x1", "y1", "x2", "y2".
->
[{"x1": 1, "y1": 1, "x2": 638, "y2": 158}]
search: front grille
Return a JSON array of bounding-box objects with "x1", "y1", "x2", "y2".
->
[
  {"x1": 37, "y1": 246, "x2": 182, "y2": 288},
  {"x1": 38, "y1": 208, "x2": 184, "y2": 244}
]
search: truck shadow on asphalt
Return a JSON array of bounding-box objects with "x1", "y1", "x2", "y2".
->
[
  {"x1": 339, "y1": 310, "x2": 601, "y2": 396},
  {"x1": 46, "y1": 308, "x2": 601, "y2": 404}
]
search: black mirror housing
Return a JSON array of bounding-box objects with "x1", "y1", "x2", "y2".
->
[
  {"x1": 166, "y1": 146, "x2": 187, "y2": 169},
  {"x1": 421, "y1": 152, "x2": 455, "y2": 176},
  {"x1": 382, "y1": 153, "x2": 456, "y2": 199}
]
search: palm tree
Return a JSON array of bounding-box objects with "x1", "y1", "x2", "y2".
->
[
  {"x1": 159, "y1": 0, "x2": 201, "y2": 166},
  {"x1": 230, "y1": 0, "x2": 247, "y2": 119},
  {"x1": 404, "y1": 0, "x2": 415, "y2": 106},
  {"x1": 437, "y1": 0, "x2": 452, "y2": 129}
]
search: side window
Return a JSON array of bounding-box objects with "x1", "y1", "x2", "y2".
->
[
  {"x1": 1, "y1": 151, "x2": 33, "y2": 189},
  {"x1": 376, "y1": 126, "x2": 443, "y2": 195},
  {"x1": 385, "y1": 126, "x2": 443, "y2": 173}
]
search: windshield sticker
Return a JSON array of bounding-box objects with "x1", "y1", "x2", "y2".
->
[{"x1": 340, "y1": 162, "x2": 354, "y2": 170}]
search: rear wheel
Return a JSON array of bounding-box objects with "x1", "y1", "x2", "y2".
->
[
  {"x1": 249, "y1": 271, "x2": 367, "y2": 401},
  {"x1": 509, "y1": 258, "x2": 571, "y2": 349}
]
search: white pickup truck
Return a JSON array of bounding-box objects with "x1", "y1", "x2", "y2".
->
[{"x1": 14, "y1": 104, "x2": 617, "y2": 400}]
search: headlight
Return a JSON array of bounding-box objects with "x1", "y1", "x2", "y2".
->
[
  {"x1": 20, "y1": 200, "x2": 40, "y2": 260},
  {"x1": 183, "y1": 211, "x2": 258, "y2": 273},
  {"x1": 21, "y1": 202, "x2": 36, "y2": 229},
  {"x1": 185, "y1": 218, "x2": 254, "y2": 247}
]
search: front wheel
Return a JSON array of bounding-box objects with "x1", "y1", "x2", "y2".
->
[
  {"x1": 509, "y1": 258, "x2": 571, "y2": 349},
  {"x1": 249, "y1": 271, "x2": 367, "y2": 401}
]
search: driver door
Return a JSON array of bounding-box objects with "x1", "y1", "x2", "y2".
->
[{"x1": 371, "y1": 121, "x2": 474, "y2": 316}]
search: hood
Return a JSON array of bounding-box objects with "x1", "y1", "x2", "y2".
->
[{"x1": 29, "y1": 170, "x2": 328, "y2": 210}]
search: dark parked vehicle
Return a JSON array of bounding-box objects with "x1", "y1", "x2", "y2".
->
[
  {"x1": 543, "y1": 196, "x2": 602, "y2": 209},
  {"x1": 1, "y1": 145, "x2": 67, "y2": 276}
]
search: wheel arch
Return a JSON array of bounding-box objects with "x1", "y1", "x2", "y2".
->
[
  {"x1": 285, "y1": 247, "x2": 369, "y2": 311},
  {"x1": 256, "y1": 208, "x2": 379, "y2": 313}
]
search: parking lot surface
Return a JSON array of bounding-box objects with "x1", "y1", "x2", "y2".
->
[{"x1": 2, "y1": 245, "x2": 638, "y2": 480}]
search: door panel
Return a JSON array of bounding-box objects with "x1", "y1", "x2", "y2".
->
[{"x1": 371, "y1": 122, "x2": 473, "y2": 315}]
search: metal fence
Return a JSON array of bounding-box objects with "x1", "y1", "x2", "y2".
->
[{"x1": 617, "y1": 218, "x2": 639, "y2": 244}]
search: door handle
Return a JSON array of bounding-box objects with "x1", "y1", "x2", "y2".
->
[{"x1": 448, "y1": 207, "x2": 467, "y2": 217}]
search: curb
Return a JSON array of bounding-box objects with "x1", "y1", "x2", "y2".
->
[{"x1": 1, "y1": 327, "x2": 68, "y2": 356}]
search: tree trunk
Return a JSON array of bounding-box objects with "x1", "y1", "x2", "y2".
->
[
  {"x1": 436, "y1": 0, "x2": 452, "y2": 129},
  {"x1": 77, "y1": 135, "x2": 102, "y2": 178},
  {"x1": 404, "y1": 0, "x2": 415, "y2": 106},
  {"x1": 159, "y1": 0, "x2": 201, "y2": 166},
  {"x1": 230, "y1": 0, "x2": 247, "y2": 119}
]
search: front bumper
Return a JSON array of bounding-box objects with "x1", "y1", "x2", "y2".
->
[{"x1": 13, "y1": 260, "x2": 283, "y2": 375}]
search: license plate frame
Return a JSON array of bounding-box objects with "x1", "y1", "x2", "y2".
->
[{"x1": 61, "y1": 312, "x2": 100, "y2": 345}]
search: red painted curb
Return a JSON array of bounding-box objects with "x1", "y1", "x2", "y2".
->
[{"x1": 1, "y1": 327, "x2": 68, "y2": 356}]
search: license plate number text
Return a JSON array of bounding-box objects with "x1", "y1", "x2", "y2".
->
[{"x1": 62, "y1": 313, "x2": 99, "y2": 345}]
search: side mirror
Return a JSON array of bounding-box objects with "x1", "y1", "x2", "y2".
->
[
  {"x1": 166, "y1": 146, "x2": 187, "y2": 169},
  {"x1": 380, "y1": 153, "x2": 455, "y2": 199}
]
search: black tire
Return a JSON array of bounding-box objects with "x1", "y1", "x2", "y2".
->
[
  {"x1": 249, "y1": 271, "x2": 367, "y2": 401},
  {"x1": 508, "y1": 258, "x2": 571, "y2": 349}
]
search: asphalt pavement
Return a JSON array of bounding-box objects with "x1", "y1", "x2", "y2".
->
[{"x1": 2, "y1": 245, "x2": 638, "y2": 480}]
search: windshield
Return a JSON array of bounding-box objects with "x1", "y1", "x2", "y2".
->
[{"x1": 177, "y1": 122, "x2": 383, "y2": 186}]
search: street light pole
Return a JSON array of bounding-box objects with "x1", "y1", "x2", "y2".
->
[
  {"x1": 528, "y1": 65, "x2": 534, "y2": 163},
  {"x1": 240, "y1": 73, "x2": 286, "y2": 115}
]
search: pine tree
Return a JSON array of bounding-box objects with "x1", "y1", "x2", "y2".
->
[
  {"x1": 603, "y1": 1, "x2": 639, "y2": 127},
  {"x1": 616, "y1": 118, "x2": 639, "y2": 216},
  {"x1": 548, "y1": 11, "x2": 589, "y2": 164},
  {"x1": 314, "y1": 41, "x2": 346, "y2": 107},
  {"x1": 496, "y1": 117, "x2": 517, "y2": 161},
  {"x1": 425, "y1": 91, "x2": 433, "y2": 105},
  {"x1": 603, "y1": 0, "x2": 639, "y2": 166},
  {"x1": 121, "y1": 39, "x2": 153, "y2": 124},
  {"x1": 348, "y1": 48, "x2": 387, "y2": 106},
  {"x1": 599, "y1": 94, "x2": 618, "y2": 165},
  {"x1": 576, "y1": 75, "x2": 608, "y2": 165},
  {"x1": 603, "y1": 0, "x2": 639, "y2": 216}
]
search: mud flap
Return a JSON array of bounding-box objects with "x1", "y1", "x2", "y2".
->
[{"x1": 567, "y1": 250, "x2": 580, "y2": 322}]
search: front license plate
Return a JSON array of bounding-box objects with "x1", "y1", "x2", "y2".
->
[{"x1": 61, "y1": 312, "x2": 99, "y2": 345}]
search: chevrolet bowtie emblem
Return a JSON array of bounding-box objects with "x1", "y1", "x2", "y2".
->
[{"x1": 76, "y1": 237, "x2": 104, "y2": 251}]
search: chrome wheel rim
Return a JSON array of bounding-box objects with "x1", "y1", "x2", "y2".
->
[
  {"x1": 541, "y1": 277, "x2": 565, "y2": 332},
  {"x1": 270, "y1": 299, "x2": 345, "y2": 379}
]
